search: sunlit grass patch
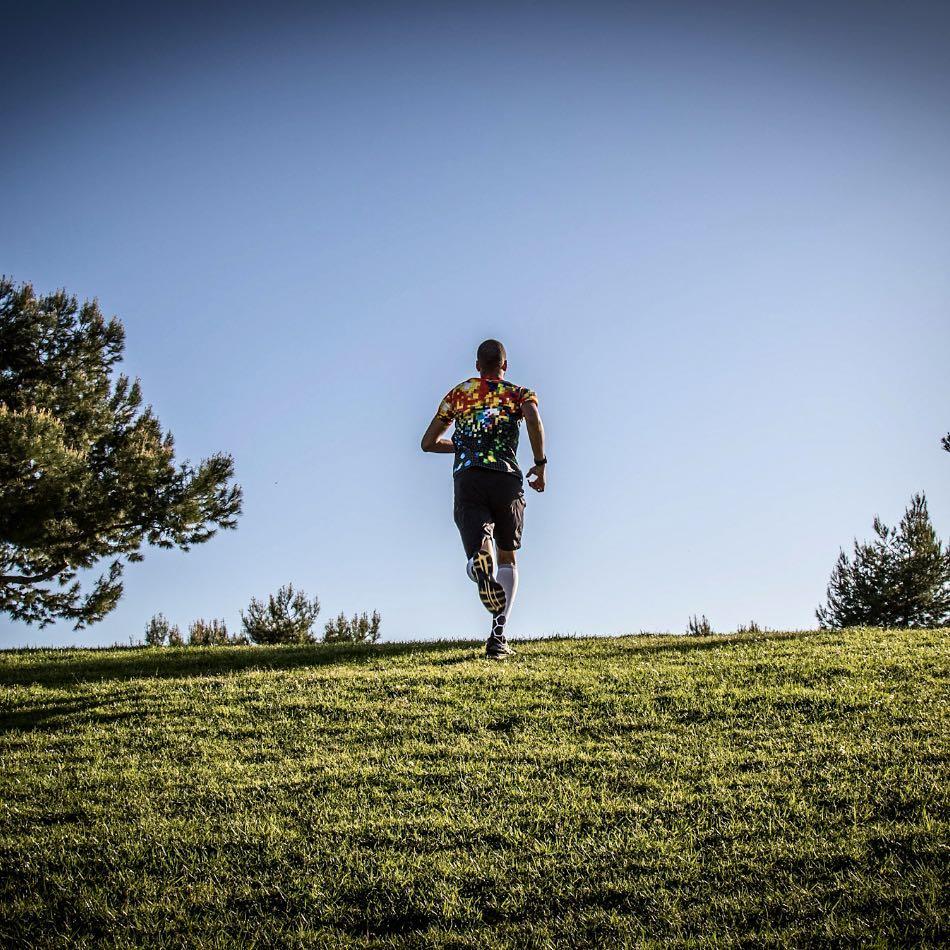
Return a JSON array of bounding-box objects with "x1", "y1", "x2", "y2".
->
[{"x1": 0, "y1": 628, "x2": 947, "y2": 947}]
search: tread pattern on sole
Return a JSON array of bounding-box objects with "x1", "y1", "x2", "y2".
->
[{"x1": 471, "y1": 548, "x2": 507, "y2": 615}]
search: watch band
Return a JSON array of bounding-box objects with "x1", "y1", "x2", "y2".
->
[{"x1": 534, "y1": 457, "x2": 547, "y2": 466}]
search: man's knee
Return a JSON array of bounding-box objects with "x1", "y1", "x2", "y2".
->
[{"x1": 497, "y1": 548, "x2": 517, "y2": 565}]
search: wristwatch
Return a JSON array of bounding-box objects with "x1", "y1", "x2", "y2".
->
[{"x1": 534, "y1": 457, "x2": 547, "y2": 466}]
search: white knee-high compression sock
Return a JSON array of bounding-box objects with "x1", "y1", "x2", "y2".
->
[{"x1": 496, "y1": 564, "x2": 518, "y2": 621}]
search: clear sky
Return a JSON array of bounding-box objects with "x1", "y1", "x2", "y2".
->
[{"x1": 3, "y1": 1, "x2": 949, "y2": 647}]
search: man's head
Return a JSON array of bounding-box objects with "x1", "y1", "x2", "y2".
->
[{"x1": 476, "y1": 339, "x2": 507, "y2": 377}]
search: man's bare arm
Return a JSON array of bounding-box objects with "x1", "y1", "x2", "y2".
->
[
  {"x1": 522, "y1": 402, "x2": 546, "y2": 492},
  {"x1": 421, "y1": 415, "x2": 455, "y2": 454}
]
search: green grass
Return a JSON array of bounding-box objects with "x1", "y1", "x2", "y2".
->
[{"x1": 0, "y1": 628, "x2": 947, "y2": 948}]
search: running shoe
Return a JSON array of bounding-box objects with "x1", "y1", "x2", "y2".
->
[
  {"x1": 485, "y1": 614, "x2": 514, "y2": 659},
  {"x1": 469, "y1": 546, "x2": 506, "y2": 615}
]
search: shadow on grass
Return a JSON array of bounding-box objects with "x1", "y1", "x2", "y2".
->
[
  {"x1": 0, "y1": 639, "x2": 485, "y2": 687},
  {"x1": 0, "y1": 631, "x2": 820, "y2": 688},
  {"x1": 0, "y1": 695, "x2": 139, "y2": 733}
]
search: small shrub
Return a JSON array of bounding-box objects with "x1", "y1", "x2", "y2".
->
[
  {"x1": 686, "y1": 614, "x2": 713, "y2": 637},
  {"x1": 241, "y1": 584, "x2": 320, "y2": 644},
  {"x1": 323, "y1": 610, "x2": 382, "y2": 644},
  {"x1": 736, "y1": 620, "x2": 763, "y2": 635},
  {"x1": 188, "y1": 618, "x2": 230, "y2": 646},
  {"x1": 144, "y1": 613, "x2": 180, "y2": 647}
]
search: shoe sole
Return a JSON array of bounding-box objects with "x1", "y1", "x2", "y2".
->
[{"x1": 471, "y1": 548, "x2": 506, "y2": 614}]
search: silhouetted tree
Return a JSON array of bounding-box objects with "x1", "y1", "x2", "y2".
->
[
  {"x1": 686, "y1": 614, "x2": 713, "y2": 637},
  {"x1": 187, "y1": 618, "x2": 237, "y2": 646},
  {"x1": 736, "y1": 621, "x2": 764, "y2": 634},
  {"x1": 817, "y1": 493, "x2": 950, "y2": 629},
  {"x1": 241, "y1": 584, "x2": 320, "y2": 644},
  {"x1": 0, "y1": 279, "x2": 242, "y2": 628},
  {"x1": 323, "y1": 610, "x2": 382, "y2": 644},
  {"x1": 145, "y1": 612, "x2": 180, "y2": 647}
]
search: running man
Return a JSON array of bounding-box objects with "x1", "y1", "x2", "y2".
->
[{"x1": 420, "y1": 339, "x2": 547, "y2": 659}]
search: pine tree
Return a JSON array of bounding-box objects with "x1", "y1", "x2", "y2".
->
[
  {"x1": 685, "y1": 614, "x2": 713, "y2": 637},
  {"x1": 323, "y1": 610, "x2": 382, "y2": 644},
  {"x1": 144, "y1": 612, "x2": 176, "y2": 646},
  {"x1": 817, "y1": 493, "x2": 950, "y2": 629},
  {"x1": 892, "y1": 495, "x2": 950, "y2": 626},
  {"x1": 241, "y1": 584, "x2": 321, "y2": 644},
  {"x1": 188, "y1": 618, "x2": 231, "y2": 646},
  {"x1": 0, "y1": 279, "x2": 242, "y2": 628}
]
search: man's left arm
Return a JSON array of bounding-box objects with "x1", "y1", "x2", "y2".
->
[{"x1": 522, "y1": 401, "x2": 547, "y2": 492}]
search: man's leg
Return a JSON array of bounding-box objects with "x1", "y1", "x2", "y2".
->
[
  {"x1": 469, "y1": 532, "x2": 507, "y2": 615},
  {"x1": 490, "y1": 476, "x2": 524, "y2": 631},
  {"x1": 484, "y1": 476, "x2": 524, "y2": 659},
  {"x1": 496, "y1": 549, "x2": 518, "y2": 623},
  {"x1": 455, "y1": 473, "x2": 506, "y2": 615},
  {"x1": 485, "y1": 548, "x2": 518, "y2": 658}
]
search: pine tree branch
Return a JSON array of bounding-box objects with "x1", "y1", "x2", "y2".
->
[{"x1": 0, "y1": 563, "x2": 67, "y2": 585}]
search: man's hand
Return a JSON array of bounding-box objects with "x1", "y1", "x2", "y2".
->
[{"x1": 527, "y1": 463, "x2": 546, "y2": 492}]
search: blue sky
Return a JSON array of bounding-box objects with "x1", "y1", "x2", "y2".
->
[{"x1": 3, "y1": 1, "x2": 949, "y2": 646}]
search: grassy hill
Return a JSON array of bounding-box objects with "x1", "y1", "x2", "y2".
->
[{"x1": 0, "y1": 628, "x2": 947, "y2": 948}]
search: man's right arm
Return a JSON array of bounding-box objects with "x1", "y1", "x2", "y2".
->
[
  {"x1": 523, "y1": 402, "x2": 546, "y2": 492},
  {"x1": 420, "y1": 414, "x2": 455, "y2": 454}
]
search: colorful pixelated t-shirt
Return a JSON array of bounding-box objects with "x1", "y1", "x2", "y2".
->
[{"x1": 436, "y1": 377, "x2": 538, "y2": 477}]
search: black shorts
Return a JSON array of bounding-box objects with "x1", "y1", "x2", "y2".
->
[{"x1": 453, "y1": 467, "x2": 526, "y2": 558}]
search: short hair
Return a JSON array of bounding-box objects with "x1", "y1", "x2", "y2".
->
[{"x1": 476, "y1": 339, "x2": 506, "y2": 370}]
